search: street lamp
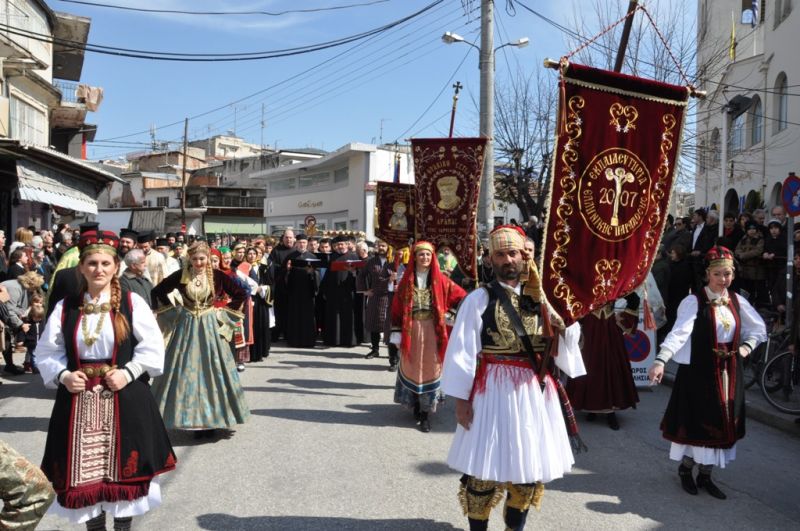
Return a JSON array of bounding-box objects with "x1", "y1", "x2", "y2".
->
[{"x1": 442, "y1": 24, "x2": 529, "y2": 238}]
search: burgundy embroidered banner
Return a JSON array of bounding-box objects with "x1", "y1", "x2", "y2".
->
[
  {"x1": 375, "y1": 182, "x2": 415, "y2": 250},
  {"x1": 412, "y1": 137, "x2": 486, "y2": 279},
  {"x1": 541, "y1": 62, "x2": 690, "y2": 326}
]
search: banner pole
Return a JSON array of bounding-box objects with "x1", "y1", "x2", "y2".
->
[
  {"x1": 614, "y1": 1, "x2": 639, "y2": 72},
  {"x1": 449, "y1": 81, "x2": 463, "y2": 138}
]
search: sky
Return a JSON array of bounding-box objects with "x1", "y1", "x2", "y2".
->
[{"x1": 53, "y1": 0, "x2": 592, "y2": 161}]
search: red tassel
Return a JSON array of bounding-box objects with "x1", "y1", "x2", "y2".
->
[
  {"x1": 59, "y1": 482, "x2": 149, "y2": 509},
  {"x1": 643, "y1": 299, "x2": 656, "y2": 331}
]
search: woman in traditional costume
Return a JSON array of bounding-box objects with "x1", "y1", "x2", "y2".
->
[
  {"x1": 649, "y1": 246, "x2": 766, "y2": 500},
  {"x1": 390, "y1": 241, "x2": 466, "y2": 432},
  {"x1": 566, "y1": 294, "x2": 640, "y2": 430},
  {"x1": 37, "y1": 230, "x2": 176, "y2": 530},
  {"x1": 150, "y1": 241, "x2": 250, "y2": 438}
]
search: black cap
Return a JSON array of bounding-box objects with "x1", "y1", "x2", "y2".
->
[
  {"x1": 156, "y1": 238, "x2": 169, "y2": 247},
  {"x1": 79, "y1": 221, "x2": 99, "y2": 234},
  {"x1": 332, "y1": 235, "x2": 349, "y2": 244},
  {"x1": 295, "y1": 233, "x2": 308, "y2": 241},
  {"x1": 120, "y1": 228, "x2": 138, "y2": 240},
  {"x1": 137, "y1": 230, "x2": 155, "y2": 243},
  {"x1": 746, "y1": 221, "x2": 759, "y2": 231},
  {"x1": 166, "y1": 232, "x2": 175, "y2": 238}
]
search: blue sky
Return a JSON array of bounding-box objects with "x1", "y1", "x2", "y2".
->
[{"x1": 56, "y1": 0, "x2": 587, "y2": 161}]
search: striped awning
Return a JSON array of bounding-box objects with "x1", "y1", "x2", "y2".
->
[{"x1": 16, "y1": 158, "x2": 99, "y2": 214}]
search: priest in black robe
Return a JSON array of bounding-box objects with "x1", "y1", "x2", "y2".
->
[
  {"x1": 320, "y1": 235, "x2": 358, "y2": 347},
  {"x1": 268, "y1": 228, "x2": 297, "y2": 341},
  {"x1": 285, "y1": 234, "x2": 319, "y2": 348}
]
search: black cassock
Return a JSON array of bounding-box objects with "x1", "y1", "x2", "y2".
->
[
  {"x1": 251, "y1": 257, "x2": 276, "y2": 360},
  {"x1": 285, "y1": 251, "x2": 320, "y2": 348},
  {"x1": 320, "y1": 251, "x2": 358, "y2": 347},
  {"x1": 269, "y1": 244, "x2": 296, "y2": 341}
]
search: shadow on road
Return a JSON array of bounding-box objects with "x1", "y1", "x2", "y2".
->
[
  {"x1": 0, "y1": 376, "x2": 54, "y2": 400},
  {"x1": 243, "y1": 386, "x2": 354, "y2": 398},
  {"x1": 267, "y1": 378, "x2": 393, "y2": 391},
  {"x1": 0, "y1": 416, "x2": 49, "y2": 433},
  {"x1": 277, "y1": 360, "x2": 391, "y2": 372},
  {"x1": 196, "y1": 513, "x2": 460, "y2": 530},
  {"x1": 416, "y1": 460, "x2": 458, "y2": 477}
]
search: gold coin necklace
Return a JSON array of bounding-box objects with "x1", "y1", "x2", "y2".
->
[{"x1": 81, "y1": 299, "x2": 108, "y2": 347}]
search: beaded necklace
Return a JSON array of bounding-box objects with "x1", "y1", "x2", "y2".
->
[{"x1": 80, "y1": 298, "x2": 110, "y2": 347}]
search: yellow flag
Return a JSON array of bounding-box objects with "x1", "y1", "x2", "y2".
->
[{"x1": 729, "y1": 11, "x2": 736, "y2": 61}]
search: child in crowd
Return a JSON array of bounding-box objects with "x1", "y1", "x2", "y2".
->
[{"x1": 19, "y1": 294, "x2": 45, "y2": 373}]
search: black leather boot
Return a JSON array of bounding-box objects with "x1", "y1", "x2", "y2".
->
[
  {"x1": 697, "y1": 472, "x2": 726, "y2": 499},
  {"x1": 678, "y1": 464, "x2": 698, "y2": 495}
]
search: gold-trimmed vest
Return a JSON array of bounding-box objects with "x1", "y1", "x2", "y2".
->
[{"x1": 480, "y1": 283, "x2": 547, "y2": 355}]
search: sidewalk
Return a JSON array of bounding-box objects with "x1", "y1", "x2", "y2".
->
[{"x1": 663, "y1": 361, "x2": 800, "y2": 436}]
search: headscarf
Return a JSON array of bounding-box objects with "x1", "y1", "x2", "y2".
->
[{"x1": 391, "y1": 241, "x2": 465, "y2": 363}]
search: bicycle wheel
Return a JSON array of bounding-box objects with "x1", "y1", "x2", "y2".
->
[{"x1": 760, "y1": 351, "x2": 800, "y2": 414}]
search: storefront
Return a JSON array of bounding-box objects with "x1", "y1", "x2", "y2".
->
[{"x1": 0, "y1": 139, "x2": 122, "y2": 235}]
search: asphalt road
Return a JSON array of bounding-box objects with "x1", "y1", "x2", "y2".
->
[{"x1": 1, "y1": 343, "x2": 799, "y2": 530}]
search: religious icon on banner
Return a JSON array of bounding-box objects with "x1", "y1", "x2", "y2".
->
[
  {"x1": 412, "y1": 137, "x2": 486, "y2": 279},
  {"x1": 375, "y1": 182, "x2": 415, "y2": 249},
  {"x1": 540, "y1": 61, "x2": 691, "y2": 326}
]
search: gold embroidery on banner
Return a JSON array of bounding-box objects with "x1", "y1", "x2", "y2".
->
[
  {"x1": 578, "y1": 148, "x2": 652, "y2": 241},
  {"x1": 565, "y1": 76, "x2": 690, "y2": 107},
  {"x1": 550, "y1": 95, "x2": 585, "y2": 319},
  {"x1": 624, "y1": 114, "x2": 676, "y2": 292},
  {"x1": 593, "y1": 259, "x2": 621, "y2": 300},
  {"x1": 609, "y1": 103, "x2": 638, "y2": 133}
]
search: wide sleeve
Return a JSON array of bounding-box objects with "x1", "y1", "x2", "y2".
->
[
  {"x1": 216, "y1": 269, "x2": 247, "y2": 310},
  {"x1": 441, "y1": 289, "x2": 488, "y2": 400},
  {"x1": 124, "y1": 292, "x2": 166, "y2": 378},
  {"x1": 150, "y1": 270, "x2": 183, "y2": 308},
  {"x1": 35, "y1": 300, "x2": 67, "y2": 388},
  {"x1": 659, "y1": 295, "x2": 699, "y2": 365},
  {"x1": 736, "y1": 295, "x2": 767, "y2": 351},
  {"x1": 445, "y1": 278, "x2": 468, "y2": 310},
  {"x1": 554, "y1": 322, "x2": 586, "y2": 378}
]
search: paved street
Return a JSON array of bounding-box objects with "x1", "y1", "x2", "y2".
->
[{"x1": 2, "y1": 343, "x2": 800, "y2": 531}]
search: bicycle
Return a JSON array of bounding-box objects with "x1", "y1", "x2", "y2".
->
[
  {"x1": 760, "y1": 348, "x2": 800, "y2": 414},
  {"x1": 743, "y1": 309, "x2": 789, "y2": 389}
]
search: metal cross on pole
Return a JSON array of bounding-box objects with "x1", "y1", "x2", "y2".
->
[{"x1": 449, "y1": 81, "x2": 463, "y2": 138}]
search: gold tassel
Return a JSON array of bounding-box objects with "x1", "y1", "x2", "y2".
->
[{"x1": 532, "y1": 482, "x2": 545, "y2": 511}]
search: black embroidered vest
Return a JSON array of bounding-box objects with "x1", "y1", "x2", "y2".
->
[{"x1": 480, "y1": 282, "x2": 547, "y2": 355}]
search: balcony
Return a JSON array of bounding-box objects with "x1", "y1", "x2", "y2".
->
[
  {"x1": 206, "y1": 195, "x2": 265, "y2": 208},
  {"x1": 51, "y1": 79, "x2": 103, "y2": 129}
]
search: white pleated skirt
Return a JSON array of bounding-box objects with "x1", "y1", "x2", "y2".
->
[
  {"x1": 446, "y1": 365, "x2": 575, "y2": 484},
  {"x1": 49, "y1": 477, "x2": 162, "y2": 524},
  {"x1": 669, "y1": 443, "x2": 737, "y2": 468}
]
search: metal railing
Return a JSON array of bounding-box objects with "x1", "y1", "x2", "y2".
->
[{"x1": 53, "y1": 79, "x2": 80, "y2": 104}]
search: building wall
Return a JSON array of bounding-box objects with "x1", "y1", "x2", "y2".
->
[
  {"x1": 134, "y1": 149, "x2": 206, "y2": 172},
  {"x1": 695, "y1": 0, "x2": 799, "y2": 212}
]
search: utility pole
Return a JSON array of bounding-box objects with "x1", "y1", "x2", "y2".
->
[
  {"x1": 260, "y1": 103, "x2": 266, "y2": 153},
  {"x1": 479, "y1": 0, "x2": 495, "y2": 237},
  {"x1": 181, "y1": 117, "x2": 188, "y2": 233}
]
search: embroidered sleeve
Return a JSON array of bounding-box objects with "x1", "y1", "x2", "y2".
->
[{"x1": 441, "y1": 289, "x2": 488, "y2": 400}]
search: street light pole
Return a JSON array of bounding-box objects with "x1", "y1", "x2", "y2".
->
[{"x1": 479, "y1": 0, "x2": 494, "y2": 237}]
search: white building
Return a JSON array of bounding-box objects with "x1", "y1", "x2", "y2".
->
[
  {"x1": 695, "y1": 0, "x2": 798, "y2": 213},
  {"x1": 254, "y1": 143, "x2": 413, "y2": 238}
]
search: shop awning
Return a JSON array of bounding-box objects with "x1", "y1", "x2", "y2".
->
[
  {"x1": 204, "y1": 216, "x2": 267, "y2": 235},
  {"x1": 16, "y1": 158, "x2": 99, "y2": 214}
]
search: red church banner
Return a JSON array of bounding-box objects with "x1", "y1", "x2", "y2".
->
[
  {"x1": 375, "y1": 181, "x2": 415, "y2": 249},
  {"x1": 412, "y1": 137, "x2": 486, "y2": 279},
  {"x1": 541, "y1": 62, "x2": 690, "y2": 326}
]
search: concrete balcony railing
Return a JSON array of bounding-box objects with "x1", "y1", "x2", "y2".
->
[{"x1": 53, "y1": 79, "x2": 80, "y2": 104}]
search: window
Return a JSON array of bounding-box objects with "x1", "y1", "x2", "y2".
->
[
  {"x1": 269, "y1": 177, "x2": 296, "y2": 194},
  {"x1": 774, "y1": 73, "x2": 788, "y2": 133},
  {"x1": 730, "y1": 113, "x2": 745, "y2": 152},
  {"x1": 333, "y1": 220, "x2": 347, "y2": 230},
  {"x1": 9, "y1": 96, "x2": 47, "y2": 146},
  {"x1": 776, "y1": 0, "x2": 792, "y2": 27},
  {"x1": 156, "y1": 196, "x2": 169, "y2": 207},
  {"x1": 334, "y1": 167, "x2": 349, "y2": 184},
  {"x1": 750, "y1": 97, "x2": 763, "y2": 145},
  {"x1": 298, "y1": 172, "x2": 330, "y2": 188}
]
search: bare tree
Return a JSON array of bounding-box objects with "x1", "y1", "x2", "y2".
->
[{"x1": 493, "y1": 66, "x2": 557, "y2": 221}]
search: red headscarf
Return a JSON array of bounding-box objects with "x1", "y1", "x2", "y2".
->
[{"x1": 390, "y1": 241, "x2": 466, "y2": 363}]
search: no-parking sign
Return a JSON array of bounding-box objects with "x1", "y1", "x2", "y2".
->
[
  {"x1": 782, "y1": 172, "x2": 800, "y2": 217},
  {"x1": 624, "y1": 311, "x2": 656, "y2": 388}
]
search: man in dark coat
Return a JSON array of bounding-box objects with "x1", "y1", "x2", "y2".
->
[
  {"x1": 284, "y1": 234, "x2": 319, "y2": 348},
  {"x1": 46, "y1": 266, "x2": 81, "y2": 318},
  {"x1": 119, "y1": 249, "x2": 154, "y2": 308},
  {"x1": 356, "y1": 239, "x2": 395, "y2": 365},
  {"x1": 320, "y1": 235, "x2": 358, "y2": 347},
  {"x1": 268, "y1": 228, "x2": 297, "y2": 341},
  {"x1": 689, "y1": 209, "x2": 716, "y2": 293}
]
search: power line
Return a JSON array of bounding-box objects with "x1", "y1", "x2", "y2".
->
[
  {"x1": 56, "y1": 0, "x2": 391, "y2": 16},
  {"x1": 0, "y1": 0, "x2": 443, "y2": 60}
]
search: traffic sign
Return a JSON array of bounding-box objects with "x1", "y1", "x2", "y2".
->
[{"x1": 782, "y1": 172, "x2": 800, "y2": 216}]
